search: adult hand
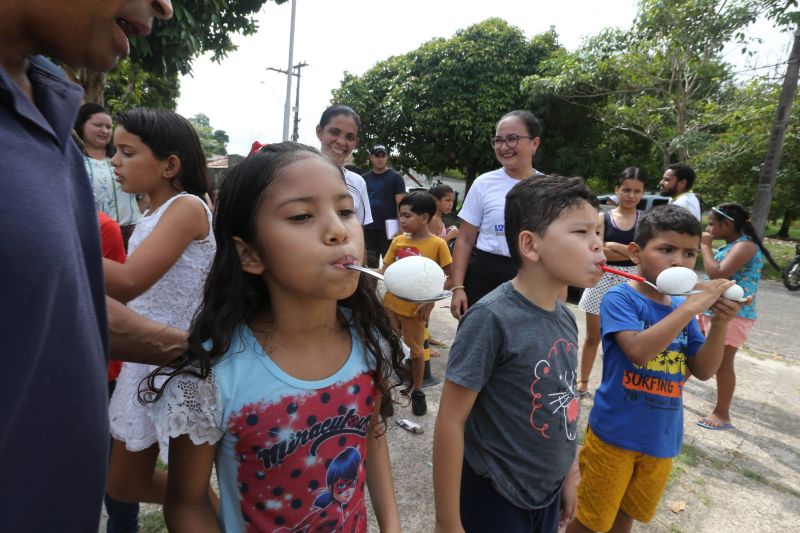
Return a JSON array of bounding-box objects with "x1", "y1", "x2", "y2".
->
[{"x1": 450, "y1": 290, "x2": 468, "y2": 320}]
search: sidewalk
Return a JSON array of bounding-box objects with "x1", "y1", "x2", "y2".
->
[
  {"x1": 374, "y1": 299, "x2": 800, "y2": 532},
  {"x1": 114, "y1": 297, "x2": 799, "y2": 532}
]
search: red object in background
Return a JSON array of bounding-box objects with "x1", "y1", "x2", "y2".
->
[
  {"x1": 599, "y1": 264, "x2": 646, "y2": 283},
  {"x1": 98, "y1": 211, "x2": 126, "y2": 382},
  {"x1": 249, "y1": 140, "x2": 267, "y2": 155}
]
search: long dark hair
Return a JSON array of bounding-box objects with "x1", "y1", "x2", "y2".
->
[
  {"x1": 75, "y1": 102, "x2": 114, "y2": 157},
  {"x1": 145, "y1": 142, "x2": 408, "y2": 430},
  {"x1": 711, "y1": 203, "x2": 781, "y2": 272},
  {"x1": 115, "y1": 108, "x2": 212, "y2": 201}
]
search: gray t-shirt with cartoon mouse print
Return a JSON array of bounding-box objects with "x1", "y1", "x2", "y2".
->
[{"x1": 446, "y1": 281, "x2": 580, "y2": 509}]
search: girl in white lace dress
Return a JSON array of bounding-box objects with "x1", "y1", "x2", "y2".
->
[
  {"x1": 103, "y1": 109, "x2": 216, "y2": 506},
  {"x1": 146, "y1": 143, "x2": 409, "y2": 531}
]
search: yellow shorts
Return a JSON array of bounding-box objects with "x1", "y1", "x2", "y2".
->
[{"x1": 576, "y1": 427, "x2": 672, "y2": 531}]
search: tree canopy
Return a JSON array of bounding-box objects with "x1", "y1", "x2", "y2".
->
[
  {"x1": 333, "y1": 18, "x2": 560, "y2": 188},
  {"x1": 523, "y1": 0, "x2": 760, "y2": 168},
  {"x1": 75, "y1": 0, "x2": 287, "y2": 106},
  {"x1": 190, "y1": 113, "x2": 230, "y2": 156}
]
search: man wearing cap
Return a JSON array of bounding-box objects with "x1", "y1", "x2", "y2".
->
[{"x1": 362, "y1": 145, "x2": 407, "y2": 267}]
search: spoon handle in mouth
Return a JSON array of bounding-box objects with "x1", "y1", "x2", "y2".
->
[
  {"x1": 344, "y1": 264, "x2": 384, "y2": 280},
  {"x1": 599, "y1": 264, "x2": 645, "y2": 283}
]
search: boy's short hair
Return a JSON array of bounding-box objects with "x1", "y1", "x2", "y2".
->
[
  {"x1": 399, "y1": 191, "x2": 437, "y2": 220},
  {"x1": 634, "y1": 205, "x2": 702, "y2": 247},
  {"x1": 505, "y1": 175, "x2": 598, "y2": 267},
  {"x1": 666, "y1": 163, "x2": 696, "y2": 189}
]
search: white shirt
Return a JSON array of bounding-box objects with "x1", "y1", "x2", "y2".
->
[
  {"x1": 458, "y1": 168, "x2": 538, "y2": 257},
  {"x1": 344, "y1": 169, "x2": 373, "y2": 225},
  {"x1": 84, "y1": 155, "x2": 142, "y2": 226},
  {"x1": 670, "y1": 191, "x2": 701, "y2": 221}
]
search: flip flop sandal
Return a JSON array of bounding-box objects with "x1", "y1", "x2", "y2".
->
[{"x1": 697, "y1": 418, "x2": 733, "y2": 430}]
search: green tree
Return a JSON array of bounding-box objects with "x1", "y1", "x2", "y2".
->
[
  {"x1": 72, "y1": 0, "x2": 287, "y2": 105},
  {"x1": 189, "y1": 113, "x2": 229, "y2": 156},
  {"x1": 694, "y1": 79, "x2": 800, "y2": 237},
  {"x1": 333, "y1": 19, "x2": 560, "y2": 189},
  {"x1": 523, "y1": 0, "x2": 759, "y2": 168},
  {"x1": 103, "y1": 59, "x2": 181, "y2": 114}
]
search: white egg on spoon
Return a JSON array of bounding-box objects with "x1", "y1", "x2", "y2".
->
[
  {"x1": 656, "y1": 267, "x2": 698, "y2": 295},
  {"x1": 722, "y1": 283, "x2": 745, "y2": 301},
  {"x1": 383, "y1": 256, "x2": 450, "y2": 302}
]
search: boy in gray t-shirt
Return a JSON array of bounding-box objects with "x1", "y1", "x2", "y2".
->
[{"x1": 433, "y1": 175, "x2": 605, "y2": 533}]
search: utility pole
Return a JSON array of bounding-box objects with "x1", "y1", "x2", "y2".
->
[
  {"x1": 291, "y1": 62, "x2": 308, "y2": 142},
  {"x1": 752, "y1": 26, "x2": 800, "y2": 237},
  {"x1": 282, "y1": 0, "x2": 297, "y2": 141},
  {"x1": 267, "y1": 61, "x2": 309, "y2": 142}
]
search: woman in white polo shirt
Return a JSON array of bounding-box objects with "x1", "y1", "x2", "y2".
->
[
  {"x1": 450, "y1": 110, "x2": 543, "y2": 319},
  {"x1": 315, "y1": 105, "x2": 373, "y2": 226}
]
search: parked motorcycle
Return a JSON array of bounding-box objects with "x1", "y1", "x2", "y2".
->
[{"x1": 783, "y1": 242, "x2": 800, "y2": 291}]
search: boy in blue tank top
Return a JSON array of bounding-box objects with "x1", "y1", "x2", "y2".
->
[{"x1": 568, "y1": 205, "x2": 741, "y2": 533}]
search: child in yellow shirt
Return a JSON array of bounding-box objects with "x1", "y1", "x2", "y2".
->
[{"x1": 383, "y1": 192, "x2": 452, "y2": 415}]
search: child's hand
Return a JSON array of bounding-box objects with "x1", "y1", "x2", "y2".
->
[
  {"x1": 682, "y1": 279, "x2": 734, "y2": 314},
  {"x1": 559, "y1": 461, "x2": 579, "y2": 528},
  {"x1": 708, "y1": 296, "x2": 741, "y2": 326},
  {"x1": 701, "y1": 231, "x2": 714, "y2": 247}
]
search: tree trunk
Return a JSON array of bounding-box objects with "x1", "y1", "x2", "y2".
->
[
  {"x1": 80, "y1": 69, "x2": 107, "y2": 105},
  {"x1": 752, "y1": 26, "x2": 800, "y2": 237},
  {"x1": 777, "y1": 210, "x2": 795, "y2": 239},
  {"x1": 464, "y1": 164, "x2": 478, "y2": 197}
]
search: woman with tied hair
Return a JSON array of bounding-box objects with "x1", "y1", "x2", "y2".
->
[
  {"x1": 449, "y1": 110, "x2": 543, "y2": 320},
  {"x1": 316, "y1": 104, "x2": 373, "y2": 227}
]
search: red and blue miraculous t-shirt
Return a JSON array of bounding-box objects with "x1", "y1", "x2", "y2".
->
[{"x1": 160, "y1": 319, "x2": 378, "y2": 532}]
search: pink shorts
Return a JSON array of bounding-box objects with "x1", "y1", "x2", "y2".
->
[{"x1": 698, "y1": 315, "x2": 755, "y2": 349}]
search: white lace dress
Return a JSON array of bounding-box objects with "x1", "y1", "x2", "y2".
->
[{"x1": 109, "y1": 193, "x2": 215, "y2": 458}]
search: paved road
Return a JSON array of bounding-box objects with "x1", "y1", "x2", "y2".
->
[{"x1": 748, "y1": 278, "x2": 799, "y2": 360}]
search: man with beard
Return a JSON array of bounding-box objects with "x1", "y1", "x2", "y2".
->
[{"x1": 659, "y1": 163, "x2": 702, "y2": 221}]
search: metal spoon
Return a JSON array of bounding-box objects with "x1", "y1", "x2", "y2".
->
[
  {"x1": 344, "y1": 264, "x2": 384, "y2": 280},
  {"x1": 599, "y1": 265, "x2": 703, "y2": 296}
]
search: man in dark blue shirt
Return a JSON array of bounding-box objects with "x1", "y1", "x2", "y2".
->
[
  {"x1": 0, "y1": 2, "x2": 179, "y2": 531},
  {"x1": 363, "y1": 144, "x2": 407, "y2": 267}
]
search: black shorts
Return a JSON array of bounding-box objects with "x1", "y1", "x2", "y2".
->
[{"x1": 460, "y1": 459, "x2": 562, "y2": 533}]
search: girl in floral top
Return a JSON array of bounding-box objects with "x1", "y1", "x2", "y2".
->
[{"x1": 697, "y1": 202, "x2": 782, "y2": 430}]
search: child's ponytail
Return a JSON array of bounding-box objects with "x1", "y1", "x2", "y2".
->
[{"x1": 715, "y1": 203, "x2": 781, "y2": 272}]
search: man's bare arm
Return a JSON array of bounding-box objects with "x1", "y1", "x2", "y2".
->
[{"x1": 107, "y1": 296, "x2": 187, "y2": 365}]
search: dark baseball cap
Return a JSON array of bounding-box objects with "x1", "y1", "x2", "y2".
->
[{"x1": 371, "y1": 144, "x2": 388, "y2": 155}]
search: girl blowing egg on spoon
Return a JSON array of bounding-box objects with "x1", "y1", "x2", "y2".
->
[
  {"x1": 696, "y1": 203, "x2": 781, "y2": 431},
  {"x1": 145, "y1": 143, "x2": 407, "y2": 532}
]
